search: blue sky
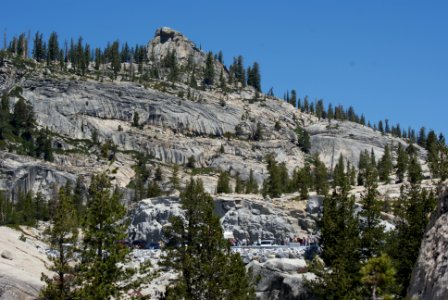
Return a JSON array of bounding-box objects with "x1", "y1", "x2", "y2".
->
[{"x1": 1, "y1": 0, "x2": 447, "y2": 137}]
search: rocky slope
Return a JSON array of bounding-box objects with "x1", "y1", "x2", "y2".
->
[
  {"x1": 0, "y1": 27, "x2": 438, "y2": 299},
  {"x1": 0, "y1": 226, "x2": 51, "y2": 300}
]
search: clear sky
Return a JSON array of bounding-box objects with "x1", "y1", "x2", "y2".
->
[{"x1": 1, "y1": 0, "x2": 447, "y2": 137}]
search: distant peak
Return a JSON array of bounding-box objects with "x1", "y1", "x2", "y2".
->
[{"x1": 154, "y1": 27, "x2": 185, "y2": 43}]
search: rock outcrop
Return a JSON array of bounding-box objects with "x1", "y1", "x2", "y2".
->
[
  {"x1": 128, "y1": 194, "x2": 307, "y2": 244},
  {"x1": 0, "y1": 226, "x2": 51, "y2": 300},
  {"x1": 408, "y1": 189, "x2": 448, "y2": 300},
  {"x1": 248, "y1": 258, "x2": 315, "y2": 300},
  {"x1": 147, "y1": 27, "x2": 228, "y2": 84}
]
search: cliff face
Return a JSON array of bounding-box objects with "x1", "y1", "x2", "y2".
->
[{"x1": 408, "y1": 189, "x2": 448, "y2": 300}]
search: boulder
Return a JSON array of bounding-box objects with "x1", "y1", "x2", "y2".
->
[
  {"x1": 247, "y1": 260, "x2": 314, "y2": 300},
  {"x1": 1, "y1": 250, "x2": 13, "y2": 260}
]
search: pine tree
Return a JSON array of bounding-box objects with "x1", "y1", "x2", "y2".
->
[
  {"x1": 396, "y1": 143, "x2": 409, "y2": 183},
  {"x1": 111, "y1": 41, "x2": 121, "y2": 78},
  {"x1": 73, "y1": 175, "x2": 86, "y2": 219},
  {"x1": 170, "y1": 165, "x2": 180, "y2": 191},
  {"x1": 360, "y1": 254, "x2": 397, "y2": 300},
  {"x1": 76, "y1": 174, "x2": 130, "y2": 299},
  {"x1": 161, "y1": 178, "x2": 254, "y2": 300},
  {"x1": 313, "y1": 154, "x2": 329, "y2": 196},
  {"x1": 217, "y1": 171, "x2": 231, "y2": 194},
  {"x1": 408, "y1": 153, "x2": 423, "y2": 184},
  {"x1": 332, "y1": 154, "x2": 346, "y2": 188},
  {"x1": 295, "y1": 126, "x2": 311, "y2": 153},
  {"x1": 34, "y1": 192, "x2": 49, "y2": 221},
  {"x1": 48, "y1": 32, "x2": 59, "y2": 62},
  {"x1": 289, "y1": 89, "x2": 297, "y2": 108},
  {"x1": 33, "y1": 32, "x2": 45, "y2": 62},
  {"x1": 245, "y1": 169, "x2": 258, "y2": 194},
  {"x1": 15, "y1": 192, "x2": 36, "y2": 226},
  {"x1": 203, "y1": 51, "x2": 215, "y2": 86},
  {"x1": 359, "y1": 161, "x2": 384, "y2": 259},
  {"x1": 234, "y1": 173, "x2": 245, "y2": 193},
  {"x1": 186, "y1": 155, "x2": 196, "y2": 169},
  {"x1": 386, "y1": 184, "x2": 436, "y2": 296},
  {"x1": 263, "y1": 154, "x2": 282, "y2": 197},
  {"x1": 12, "y1": 98, "x2": 34, "y2": 133},
  {"x1": 247, "y1": 62, "x2": 261, "y2": 92},
  {"x1": 316, "y1": 170, "x2": 361, "y2": 299},
  {"x1": 40, "y1": 186, "x2": 78, "y2": 300},
  {"x1": 378, "y1": 144, "x2": 393, "y2": 183},
  {"x1": 291, "y1": 165, "x2": 312, "y2": 199},
  {"x1": 155, "y1": 166, "x2": 163, "y2": 181},
  {"x1": 147, "y1": 180, "x2": 162, "y2": 198}
]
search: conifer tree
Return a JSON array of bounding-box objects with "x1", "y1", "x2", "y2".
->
[
  {"x1": 291, "y1": 165, "x2": 312, "y2": 199},
  {"x1": 332, "y1": 154, "x2": 346, "y2": 188},
  {"x1": 289, "y1": 89, "x2": 297, "y2": 108},
  {"x1": 295, "y1": 126, "x2": 311, "y2": 153},
  {"x1": 111, "y1": 41, "x2": 121, "y2": 78},
  {"x1": 73, "y1": 175, "x2": 86, "y2": 218},
  {"x1": 316, "y1": 169, "x2": 361, "y2": 299},
  {"x1": 234, "y1": 173, "x2": 245, "y2": 194},
  {"x1": 378, "y1": 144, "x2": 393, "y2": 183},
  {"x1": 162, "y1": 178, "x2": 254, "y2": 300},
  {"x1": 40, "y1": 186, "x2": 78, "y2": 300},
  {"x1": 203, "y1": 51, "x2": 215, "y2": 86},
  {"x1": 263, "y1": 154, "x2": 282, "y2": 197},
  {"x1": 359, "y1": 161, "x2": 384, "y2": 259},
  {"x1": 313, "y1": 154, "x2": 329, "y2": 196},
  {"x1": 76, "y1": 174, "x2": 129, "y2": 299},
  {"x1": 15, "y1": 192, "x2": 36, "y2": 226},
  {"x1": 245, "y1": 169, "x2": 258, "y2": 194},
  {"x1": 217, "y1": 171, "x2": 231, "y2": 194},
  {"x1": 247, "y1": 62, "x2": 261, "y2": 92},
  {"x1": 396, "y1": 143, "x2": 409, "y2": 183},
  {"x1": 360, "y1": 254, "x2": 397, "y2": 300},
  {"x1": 33, "y1": 32, "x2": 45, "y2": 62},
  {"x1": 48, "y1": 32, "x2": 59, "y2": 62},
  {"x1": 408, "y1": 152, "x2": 423, "y2": 184},
  {"x1": 147, "y1": 180, "x2": 162, "y2": 198},
  {"x1": 170, "y1": 165, "x2": 180, "y2": 191},
  {"x1": 386, "y1": 184, "x2": 436, "y2": 296},
  {"x1": 155, "y1": 166, "x2": 163, "y2": 181}
]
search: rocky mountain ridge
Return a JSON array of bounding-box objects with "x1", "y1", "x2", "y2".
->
[{"x1": 0, "y1": 27, "x2": 443, "y2": 299}]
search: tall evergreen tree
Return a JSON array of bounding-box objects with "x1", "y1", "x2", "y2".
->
[
  {"x1": 162, "y1": 178, "x2": 254, "y2": 300},
  {"x1": 48, "y1": 32, "x2": 59, "y2": 62},
  {"x1": 332, "y1": 154, "x2": 347, "y2": 188},
  {"x1": 245, "y1": 169, "x2": 258, "y2": 194},
  {"x1": 40, "y1": 186, "x2": 78, "y2": 300},
  {"x1": 203, "y1": 51, "x2": 215, "y2": 86},
  {"x1": 378, "y1": 144, "x2": 393, "y2": 183},
  {"x1": 75, "y1": 174, "x2": 129, "y2": 299},
  {"x1": 316, "y1": 169, "x2": 361, "y2": 299},
  {"x1": 313, "y1": 154, "x2": 329, "y2": 196},
  {"x1": 386, "y1": 184, "x2": 436, "y2": 296},
  {"x1": 263, "y1": 154, "x2": 282, "y2": 198},
  {"x1": 217, "y1": 171, "x2": 231, "y2": 194},
  {"x1": 359, "y1": 161, "x2": 384, "y2": 259},
  {"x1": 396, "y1": 143, "x2": 409, "y2": 183}
]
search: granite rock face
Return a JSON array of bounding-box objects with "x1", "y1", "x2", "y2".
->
[
  {"x1": 0, "y1": 152, "x2": 76, "y2": 201},
  {"x1": 0, "y1": 36, "x2": 423, "y2": 200},
  {"x1": 408, "y1": 189, "x2": 448, "y2": 300},
  {"x1": 128, "y1": 195, "x2": 304, "y2": 244},
  {"x1": 248, "y1": 258, "x2": 315, "y2": 300}
]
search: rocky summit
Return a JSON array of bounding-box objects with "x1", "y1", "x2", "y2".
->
[{"x1": 0, "y1": 27, "x2": 446, "y2": 299}]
